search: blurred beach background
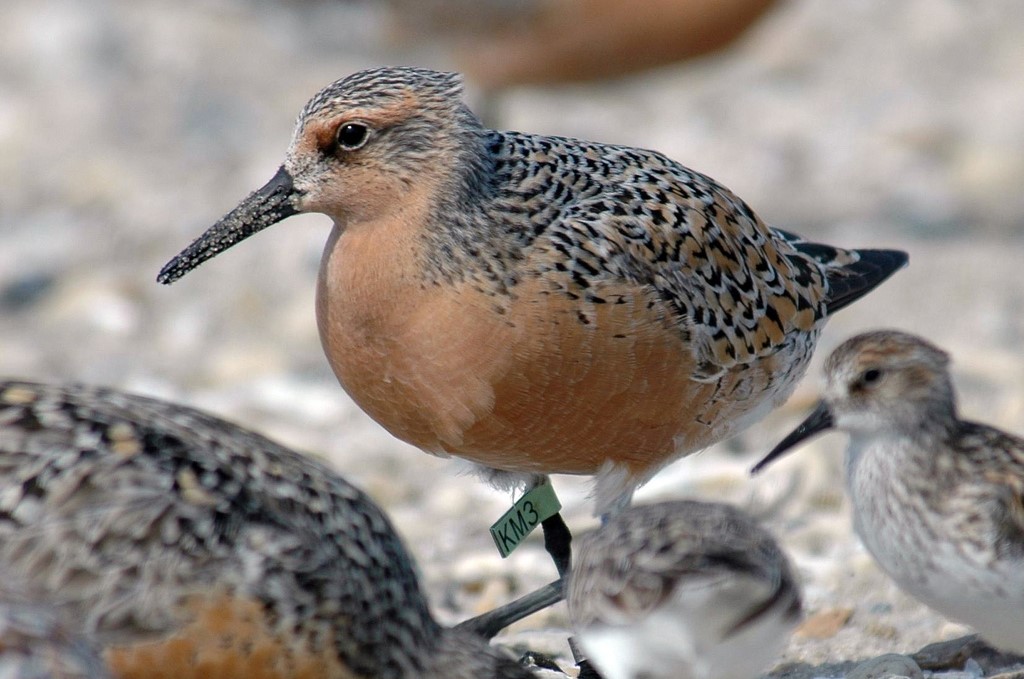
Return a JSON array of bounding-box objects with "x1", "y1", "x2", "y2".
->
[{"x1": 1, "y1": 0, "x2": 1023, "y2": 674}]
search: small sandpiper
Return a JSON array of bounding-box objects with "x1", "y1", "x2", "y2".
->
[
  {"x1": 566, "y1": 500, "x2": 801, "y2": 679},
  {"x1": 753, "y1": 330, "x2": 1024, "y2": 653}
]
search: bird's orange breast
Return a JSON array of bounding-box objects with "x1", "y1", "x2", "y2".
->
[
  {"x1": 104, "y1": 594, "x2": 353, "y2": 679},
  {"x1": 316, "y1": 221, "x2": 784, "y2": 478}
]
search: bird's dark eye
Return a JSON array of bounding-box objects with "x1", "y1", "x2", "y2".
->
[
  {"x1": 859, "y1": 368, "x2": 883, "y2": 386},
  {"x1": 335, "y1": 122, "x2": 369, "y2": 151}
]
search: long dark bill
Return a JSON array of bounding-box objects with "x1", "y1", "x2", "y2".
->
[
  {"x1": 157, "y1": 166, "x2": 300, "y2": 284},
  {"x1": 750, "y1": 401, "x2": 834, "y2": 475}
]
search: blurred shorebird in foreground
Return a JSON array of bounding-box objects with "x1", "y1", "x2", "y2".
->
[
  {"x1": 567, "y1": 501, "x2": 801, "y2": 679},
  {"x1": 754, "y1": 330, "x2": 1024, "y2": 654},
  {"x1": 159, "y1": 66, "x2": 906, "y2": 623},
  {"x1": 0, "y1": 380, "x2": 535, "y2": 679},
  {"x1": 0, "y1": 593, "x2": 110, "y2": 679}
]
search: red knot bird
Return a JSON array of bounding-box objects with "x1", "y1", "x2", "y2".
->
[
  {"x1": 753, "y1": 330, "x2": 1024, "y2": 654},
  {"x1": 567, "y1": 501, "x2": 801, "y2": 679},
  {"x1": 157, "y1": 66, "x2": 907, "y2": 589},
  {"x1": 0, "y1": 380, "x2": 535, "y2": 679}
]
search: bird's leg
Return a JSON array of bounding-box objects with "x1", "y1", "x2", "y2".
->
[
  {"x1": 576, "y1": 661, "x2": 605, "y2": 679},
  {"x1": 458, "y1": 475, "x2": 572, "y2": 637},
  {"x1": 541, "y1": 511, "x2": 573, "y2": 576},
  {"x1": 491, "y1": 472, "x2": 572, "y2": 575},
  {"x1": 560, "y1": 500, "x2": 624, "y2": 677},
  {"x1": 524, "y1": 474, "x2": 572, "y2": 576},
  {"x1": 569, "y1": 637, "x2": 606, "y2": 678},
  {"x1": 455, "y1": 579, "x2": 565, "y2": 639},
  {"x1": 566, "y1": 514, "x2": 608, "y2": 678}
]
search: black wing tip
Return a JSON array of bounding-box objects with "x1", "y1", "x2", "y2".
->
[
  {"x1": 825, "y1": 247, "x2": 909, "y2": 315},
  {"x1": 856, "y1": 248, "x2": 910, "y2": 271}
]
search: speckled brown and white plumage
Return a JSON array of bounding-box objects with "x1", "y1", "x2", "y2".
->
[
  {"x1": 159, "y1": 66, "x2": 907, "y2": 516},
  {"x1": 567, "y1": 501, "x2": 801, "y2": 679},
  {"x1": 754, "y1": 330, "x2": 1024, "y2": 653},
  {"x1": 0, "y1": 380, "x2": 534, "y2": 679},
  {"x1": 0, "y1": 594, "x2": 110, "y2": 679}
]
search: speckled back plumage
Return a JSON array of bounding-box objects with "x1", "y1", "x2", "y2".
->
[
  {"x1": 481, "y1": 132, "x2": 851, "y2": 372},
  {"x1": 0, "y1": 380, "x2": 532, "y2": 679},
  {"x1": 0, "y1": 594, "x2": 109, "y2": 679},
  {"x1": 414, "y1": 122, "x2": 905, "y2": 498}
]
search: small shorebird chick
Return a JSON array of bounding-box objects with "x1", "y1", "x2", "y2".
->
[
  {"x1": 567, "y1": 501, "x2": 801, "y2": 679},
  {"x1": 753, "y1": 330, "x2": 1024, "y2": 653},
  {"x1": 158, "y1": 66, "x2": 907, "y2": 585},
  {"x1": 0, "y1": 380, "x2": 534, "y2": 679}
]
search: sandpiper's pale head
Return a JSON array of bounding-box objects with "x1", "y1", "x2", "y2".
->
[
  {"x1": 820, "y1": 330, "x2": 956, "y2": 434},
  {"x1": 157, "y1": 67, "x2": 486, "y2": 284},
  {"x1": 285, "y1": 67, "x2": 485, "y2": 218},
  {"x1": 752, "y1": 330, "x2": 957, "y2": 472}
]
